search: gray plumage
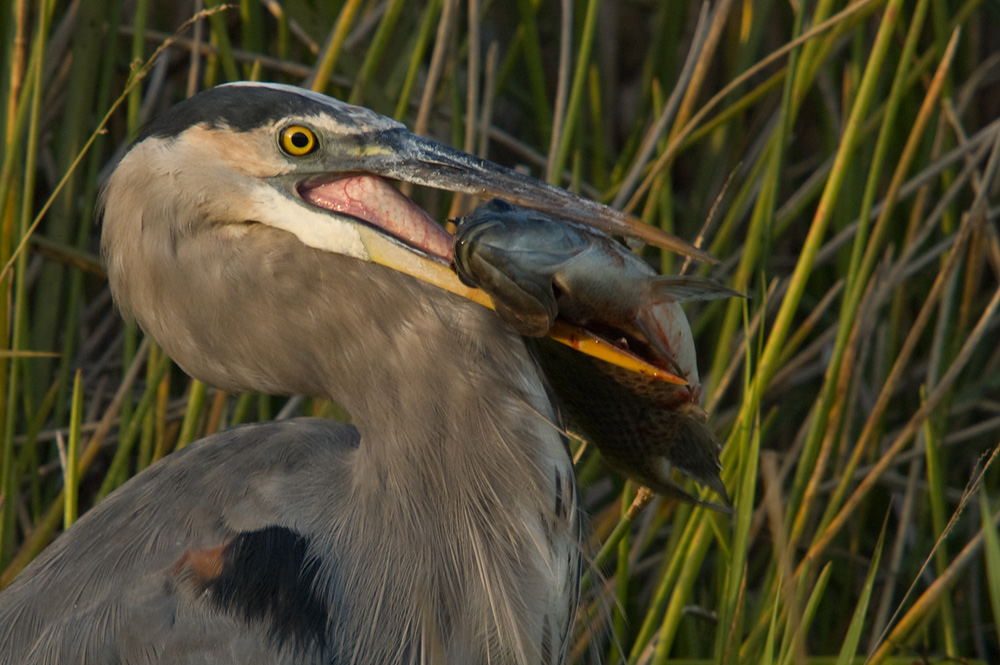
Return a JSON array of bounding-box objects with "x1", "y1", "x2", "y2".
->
[
  {"x1": 0, "y1": 82, "x2": 710, "y2": 664},
  {"x1": 0, "y1": 83, "x2": 592, "y2": 665},
  {"x1": 1, "y1": 233, "x2": 580, "y2": 663}
]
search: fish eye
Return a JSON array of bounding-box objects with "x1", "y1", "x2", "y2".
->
[{"x1": 280, "y1": 125, "x2": 318, "y2": 156}]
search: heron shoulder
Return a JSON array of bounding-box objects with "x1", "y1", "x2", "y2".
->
[{"x1": 0, "y1": 418, "x2": 359, "y2": 664}]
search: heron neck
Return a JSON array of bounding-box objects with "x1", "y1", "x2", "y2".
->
[
  {"x1": 324, "y1": 285, "x2": 577, "y2": 665},
  {"x1": 334, "y1": 289, "x2": 567, "y2": 496}
]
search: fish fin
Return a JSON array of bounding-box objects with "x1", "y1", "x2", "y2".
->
[
  {"x1": 493, "y1": 298, "x2": 555, "y2": 337},
  {"x1": 640, "y1": 472, "x2": 733, "y2": 514},
  {"x1": 607, "y1": 456, "x2": 731, "y2": 513},
  {"x1": 633, "y1": 305, "x2": 686, "y2": 376},
  {"x1": 647, "y1": 275, "x2": 745, "y2": 303}
]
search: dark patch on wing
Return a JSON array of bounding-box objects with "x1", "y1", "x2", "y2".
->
[
  {"x1": 201, "y1": 526, "x2": 329, "y2": 654},
  {"x1": 138, "y1": 85, "x2": 333, "y2": 141}
]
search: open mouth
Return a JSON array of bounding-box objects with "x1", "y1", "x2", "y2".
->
[
  {"x1": 298, "y1": 174, "x2": 689, "y2": 386},
  {"x1": 297, "y1": 175, "x2": 455, "y2": 262}
]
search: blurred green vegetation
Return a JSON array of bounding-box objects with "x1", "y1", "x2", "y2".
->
[{"x1": 1, "y1": 0, "x2": 999, "y2": 663}]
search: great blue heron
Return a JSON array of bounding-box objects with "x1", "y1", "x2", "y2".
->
[{"x1": 0, "y1": 82, "x2": 717, "y2": 664}]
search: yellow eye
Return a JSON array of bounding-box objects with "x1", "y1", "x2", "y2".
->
[{"x1": 280, "y1": 125, "x2": 317, "y2": 156}]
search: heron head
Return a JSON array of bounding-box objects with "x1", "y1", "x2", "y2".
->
[{"x1": 100, "y1": 83, "x2": 704, "y2": 393}]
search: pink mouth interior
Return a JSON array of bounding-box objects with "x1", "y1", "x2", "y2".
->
[{"x1": 298, "y1": 175, "x2": 454, "y2": 261}]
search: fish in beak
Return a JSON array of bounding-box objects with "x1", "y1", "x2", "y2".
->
[{"x1": 452, "y1": 198, "x2": 740, "y2": 510}]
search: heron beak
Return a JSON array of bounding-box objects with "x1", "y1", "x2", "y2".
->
[
  {"x1": 296, "y1": 127, "x2": 698, "y2": 384},
  {"x1": 330, "y1": 128, "x2": 715, "y2": 263}
]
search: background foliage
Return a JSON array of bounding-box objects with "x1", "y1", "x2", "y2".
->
[{"x1": 1, "y1": 0, "x2": 999, "y2": 663}]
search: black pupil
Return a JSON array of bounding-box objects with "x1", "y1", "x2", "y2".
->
[{"x1": 291, "y1": 131, "x2": 309, "y2": 149}]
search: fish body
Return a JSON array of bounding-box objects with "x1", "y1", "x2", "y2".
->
[
  {"x1": 453, "y1": 198, "x2": 739, "y2": 381},
  {"x1": 453, "y1": 198, "x2": 740, "y2": 510}
]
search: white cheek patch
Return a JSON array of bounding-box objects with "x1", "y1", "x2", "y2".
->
[{"x1": 249, "y1": 183, "x2": 370, "y2": 261}]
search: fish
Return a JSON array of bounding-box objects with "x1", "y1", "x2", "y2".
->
[{"x1": 452, "y1": 198, "x2": 742, "y2": 511}]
